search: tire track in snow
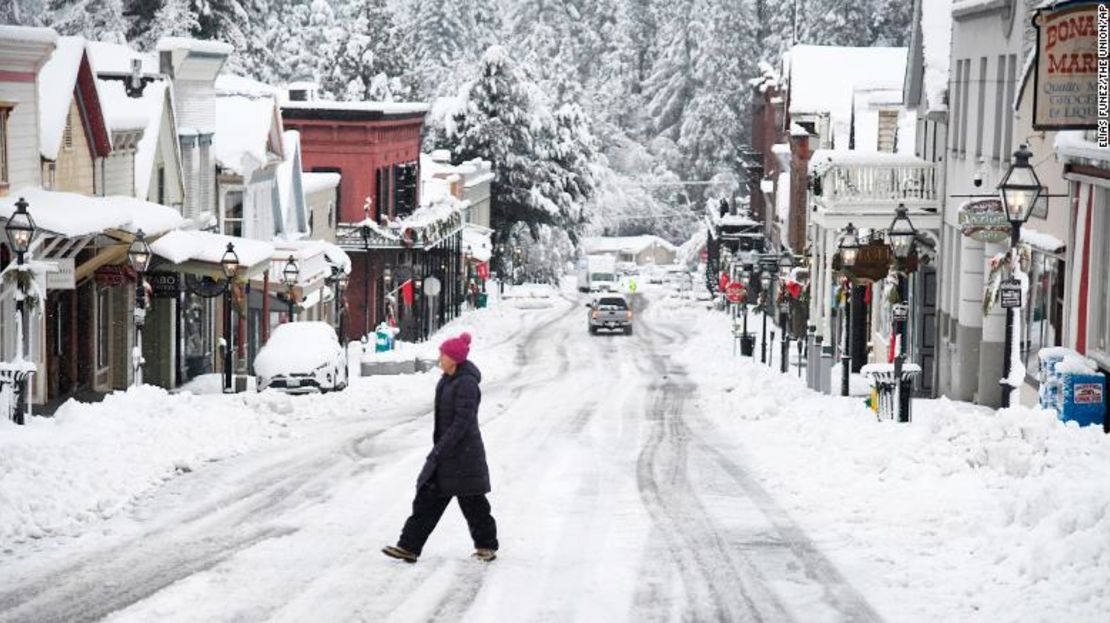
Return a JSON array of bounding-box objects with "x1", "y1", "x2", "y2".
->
[{"x1": 631, "y1": 307, "x2": 882, "y2": 623}]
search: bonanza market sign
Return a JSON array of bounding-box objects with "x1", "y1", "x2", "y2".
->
[
  {"x1": 958, "y1": 199, "x2": 1011, "y2": 243},
  {"x1": 1033, "y1": 1, "x2": 1100, "y2": 130}
]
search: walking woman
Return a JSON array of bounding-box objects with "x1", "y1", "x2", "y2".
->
[{"x1": 383, "y1": 332, "x2": 499, "y2": 563}]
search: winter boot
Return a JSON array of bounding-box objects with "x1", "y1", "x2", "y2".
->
[
  {"x1": 382, "y1": 545, "x2": 418, "y2": 563},
  {"x1": 472, "y1": 548, "x2": 497, "y2": 562}
]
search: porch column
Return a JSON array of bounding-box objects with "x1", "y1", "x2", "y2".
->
[
  {"x1": 977, "y1": 240, "x2": 1007, "y2": 407},
  {"x1": 953, "y1": 236, "x2": 985, "y2": 403}
]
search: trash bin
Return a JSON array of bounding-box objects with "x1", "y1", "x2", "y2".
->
[
  {"x1": 740, "y1": 334, "x2": 755, "y2": 356},
  {"x1": 477, "y1": 292, "x2": 488, "y2": 309},
  {"x1": 375, "y1": 323, "x2": 395, "y2": 353},
  {"x1": 862, "y1": 361, "x2": 921, "y2": 422}
]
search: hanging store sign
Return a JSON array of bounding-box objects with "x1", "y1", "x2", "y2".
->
[
  {"x1": 1033, "y1": 2, "x2": 1101, "y2": 130},
  {"x1": 94, "y1": 265, "x2": 128, "y2": 286},
  {"x1": 958, "y1": 199, "x2": 1011, "y2": 243},
  {"x1": 146, "y1": 271, "x2": 180, "y2": 298},
  {"x1": 45, "y1": 258, "x2": 75, "y2": 290},
  {"x1": 1000, "y1": 278, "x2": 1023, "y2": 309},
  {"x1": 476, "y1": 262, "x2": 490, "y2": 280},
  {"x1": 833, "y1": 242, "x2": 894, "y2": 283},
  {"x1": 893, "y1": 303, "x2": 909, "y2": 322}
]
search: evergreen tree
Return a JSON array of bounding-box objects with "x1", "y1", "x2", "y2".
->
[
  {"x1": 322, "y1": 0, "x2": 410, "y2": 101},
  {"x1": 1, "y1": 0, "x2": 49, "y2": 26},
  {"x1": 49, "y1": 0, "x2": 128, "y2": 42},
  {"x1": 148, "y1": 0, "x2": 201, "y2": 45}
]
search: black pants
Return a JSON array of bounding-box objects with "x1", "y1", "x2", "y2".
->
[{"x1": 398, "y1": 482, "x2": 498, "y2": 556}]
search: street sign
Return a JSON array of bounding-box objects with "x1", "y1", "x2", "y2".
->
[
  {"x1": 1000, "y1": 279, "x2": 1023, "y2": 309},
  {"x1": 147, "y1": 271, "x2": 180, "y2": 298},
  {"x1": 424, "y1": 276, "x2": 442, "y2": 296},
  {"x1": 726, "y1": 282, "x2": 745, "y2": 303},
  {"x1": 45, "y1": 258, "x2": 75, "y2": 290},
  {"x1": 893, "y1": 302, "x2": 909, "y2": 322}
]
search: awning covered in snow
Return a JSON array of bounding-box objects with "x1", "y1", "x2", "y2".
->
[{"x1": 151, "y1": 230, "x2": 273, "y2": 279}]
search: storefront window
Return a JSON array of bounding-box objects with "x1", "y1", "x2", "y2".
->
[
  {"x1": 223, "y1": 190, "x2": 244, "y2": 237},
  {"x1": 1023, "y1": 252, "x2": 1064, "y2": 382},
  {"x1": 1091, "y1": 188, "x2": 1110, "y2": 364}
]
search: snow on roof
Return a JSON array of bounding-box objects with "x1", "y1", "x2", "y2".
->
[
  {"x1": 275, "y1": 130, "x2": 305, "y2": 236},
  {"x1": 96, "y1": 78, "x2": 170, "y2": 198},
  {"x1": 0, "y1": 188, "x2": 182, "y2": 237},
  {"x1": 808, "y1": 150, "x2": 929, "y2": 176},
  {"x1": 150, "y1": 229, "x2": 273, "y2": 268},
  {"x1": 462, "y1": 225, "x2": 493, "y2": 262},
  {"x1": 156, "y1": 37, "x2": 233, "y2": 56},
  {"x1": 214, "y1": 90, "x2": 278, "y2": 174},
  {"x1": 38, "y1": 36, "x2": 86, "y2": 162},
  {"x1": 0, "y1": 25, "x2": 58, "y2": 46},
  {"x1": 789, "y1": 122, "x2": 810, "y2": 137},
  {"x1": 582, "y1": 236, "x2": 677, "y2": 255},
  {"x1": 85, "y1": 40, "x2": 158, "y2": 75},
  {"x1": 787, "y1": 45, "x2": 907, "y2": 146},
  {"x1": 921, "y1": 0, "x2": 954, "y2": 113},
  {"x1": 281, "y1": 99, "x2": 430, "y2": 115},
  {"x1": 321, "y1": 242, "x2": 351, "y2": 273},
  {"x1": 215, "y1": 73, "x2": 279, "y2": 98},
  {"x1": 1054, "y1": 131, "x2": 1110, "y2": 164},
  {"x1": 271, "y1": 238, "x2": 327, "y2": 261},
  {"x1": 1021, "y1": 227, "x2": 1065, "y2": 254},
  {"x1": 399, "y1": 197, "x2": 462, "y2": 230},
  {"x1": 303, "y1": 172, "x2": 341, "y2": 196},
  {"x1": 102, "y1": 195, "x2": 186, "y2": 234}
]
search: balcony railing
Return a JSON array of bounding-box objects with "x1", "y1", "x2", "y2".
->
[{"x1": 812, "y1": 157, "x2": 938, "y2": 209}]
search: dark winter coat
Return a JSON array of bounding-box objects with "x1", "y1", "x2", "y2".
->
[{"x1": 422, "y1": 360, "x2": 490, "y2": 496}]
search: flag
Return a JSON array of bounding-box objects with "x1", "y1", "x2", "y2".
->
[{"x1": 401, "y1": 279, "x2": 414, "y2": 306}]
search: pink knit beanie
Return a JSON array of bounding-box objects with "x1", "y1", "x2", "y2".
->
[{"x1": 439, "y1": 332, "x2": 472, "y2": 363}]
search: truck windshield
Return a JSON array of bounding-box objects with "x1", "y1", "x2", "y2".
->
[
  {"x1": 591, "y1": 273, "x2": 615, "y2": 281},
  {"x1": 596, "y1": 298, "x2": 627, "y2": 309}
]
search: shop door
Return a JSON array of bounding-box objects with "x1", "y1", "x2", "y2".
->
[
  {"x1": 45, "y1": 291, "x2": 75, "y2": 399},
  {"x1": 915, "y1": 266, "x2": 938, "y2": 396}
]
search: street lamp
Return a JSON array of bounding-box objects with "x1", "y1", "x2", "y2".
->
[
  {"x1": 887, "y1": 204, "x2": 917, "y2": 422},
  {"x1": 837, "y1": 223, "x2": 860, "y2": 396},
  {"x1": 778, "y1": 250, "x2": 795, "y2": 374},
  {"x1": 282, "y1": 255, "x2": 299, "y2": 322},
  {"x1": 361, "y1": 204, "x2": 372, "y2": 338},
  {"x1": 5, "y1": 197, "x2": 36, "y2": 424},
  {"x1": 127, "y1": 229, "x2": 152, "y2": 387},
  {"x1": 336, "y1": 269, "x2": 349, "y2": 343},
  {"x1": 998, "y1": 144, "x2": 1042, "y2": 408},
  {"x1": 760, "y1": 272, "x2": 771, "y2": 365},
  {"x1": 220, "y1": 242, "x2": 239, "y2": 394}
]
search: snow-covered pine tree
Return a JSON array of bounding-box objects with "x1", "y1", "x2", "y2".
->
[
  {"x1": 402, "y1": 0, "x2": 472, "y2": 98},
  {"x1": 322, "y1": 0, "x2": 411, "y2": 101},
  {"x1": 1, "y1": 0, "x2": 49, "y2": 26},
  {"x1": 49, "y1": 0, "x2": 128, "y2": 42},
  {"x1": 146, "y1": 0, "x2": 201, "y2": 47},
  {"x1": 641, "y1": 0, "x2": 705, "y2": 147}
]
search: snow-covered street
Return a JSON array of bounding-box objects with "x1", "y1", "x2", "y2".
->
[{"x1": 3, "y1": 286, "x2": 1107, "y2": 622}]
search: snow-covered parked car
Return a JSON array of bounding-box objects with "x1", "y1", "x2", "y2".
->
[{"x1": 254, "y1": 322, "x2": 348, "y2": 393}]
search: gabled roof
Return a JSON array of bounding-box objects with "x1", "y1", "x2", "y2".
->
[
  {"x1": 275, "y1": 130, "x2": 307, "y2": 239},
  {"x1": 38, "y1": 37, "x2": 111, "y2": 161},
  {"x1": 87, "y1": 40, "x2": 183, "y2": 202},
  {"x1": 214, "y1": 78, "x2": 284, "y2": 174}
]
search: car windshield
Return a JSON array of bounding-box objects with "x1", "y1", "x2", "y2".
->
[
  {"x1": 596, "y1": 297, "x2": 627, "y2": 310},
  {"x1": 590, "y1": 273, "x2": 615, "y2": 281}
]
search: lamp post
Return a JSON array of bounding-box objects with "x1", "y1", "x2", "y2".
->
[
  {"x1": 887, "y1": 204, "x2": 917, "y2": 422},
  {"x1": 220, "y1": 243, "x2": 239, "y2": 394},
  {"x1": 5, "y1": 198, "x2": 36, "y2": 424},
  {"x1": 838, "y1": 223, "x2": 858, "y2": 397},
  {"x1": 415, "y1": 275, "x2": 425, "y2": 341},
  {"x1": 741, "y1": 265, "x2": 752, "y2": 355},
  {"x1": 513, "y1": 246, "x2": 522, "y2": 285},
  {"x1": 779, "y1": 249, "x2": 795, "y2": 374},
  {"x1": 127, "y1": 229, "x2": 152, "y2": 387},
  {"x1": 336, "y1": 269, "x2": 349, "y2": 344},
  {"x1": 998, "y1": 144, "x2": 1042, "y2": 408},
  {"x1": 361, "y1": 205, "x2": 372, "y2": 338},
  {"x1": 760, "y1": 272, "x2": 771, "y2": 365},
  {"x1": 282, "y1": 255, "x2": 299, "y2": 322}
]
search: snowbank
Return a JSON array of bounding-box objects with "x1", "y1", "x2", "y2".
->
[
  {"x1": 662, "y1": 303, "x2": 1110, "y2": 622},
  {"x1": 0, "y1": 293, "x2": 570, "y2": 545}
]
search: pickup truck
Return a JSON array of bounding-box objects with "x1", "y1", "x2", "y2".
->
[{"x1": 587, "y1": 295, "x2": 633, "y2": 335}]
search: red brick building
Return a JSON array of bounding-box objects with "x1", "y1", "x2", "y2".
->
[
  {"x1": 281, "y1": 99, "x2": 428, "y2": 224},
  {"x1": 281, "y1": 97, "x2": 464, "y2": 343}
]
